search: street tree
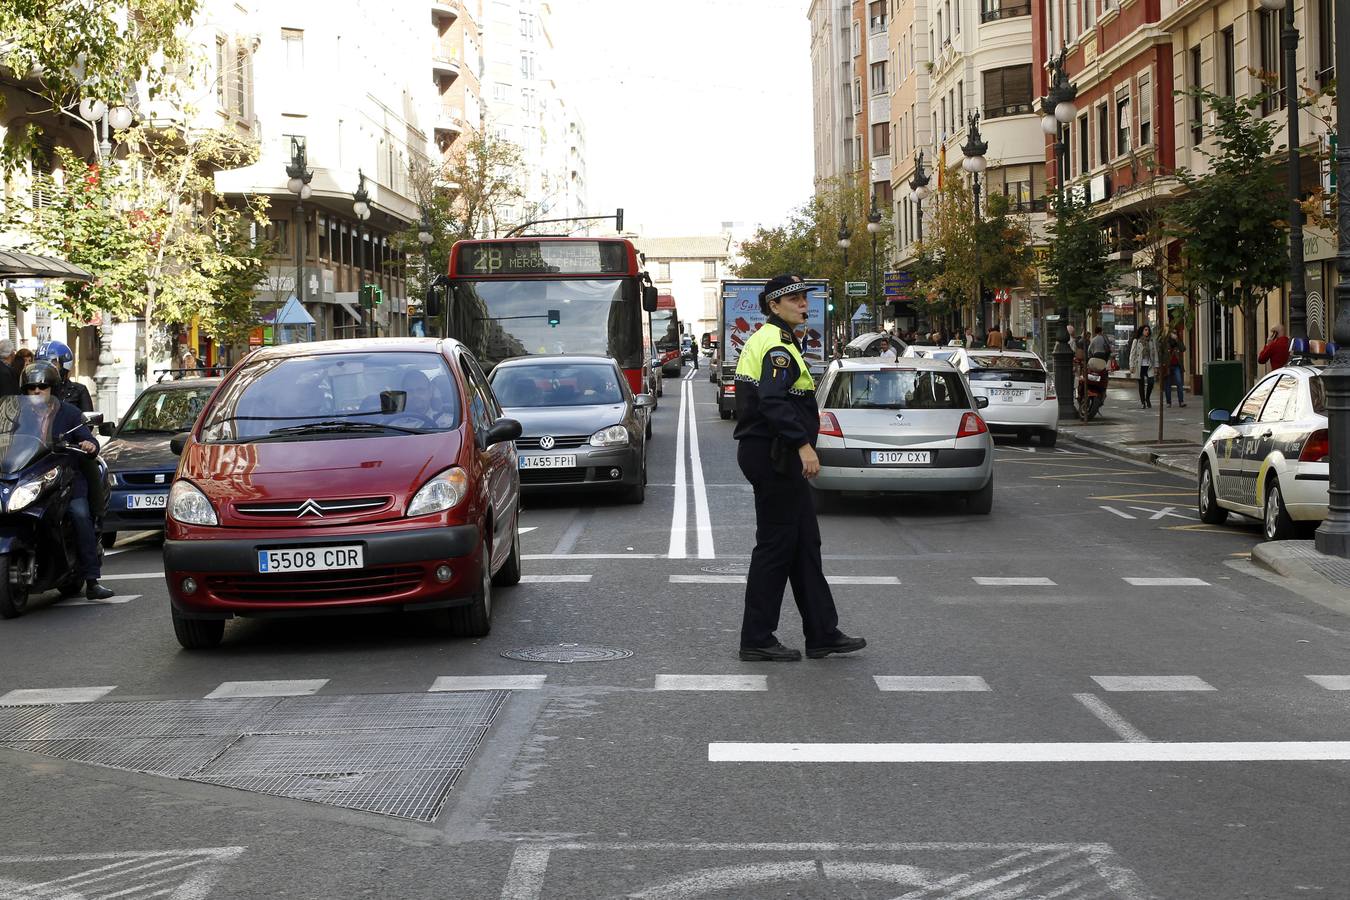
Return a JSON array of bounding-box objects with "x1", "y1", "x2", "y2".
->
[
  {"x1": 1044, "y1": 190, "x2": 1114, "y2": 317},
  {"x1": 976, "y1": 191, "x2": 1034, "y2": 331},
  {"x1": 1170, "y1": 89, "x2": 1288, "y2": 386}
]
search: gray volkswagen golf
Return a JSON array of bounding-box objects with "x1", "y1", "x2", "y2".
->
[{"x1": 488, "y1": 355, "x2": 652, "y2": 503}]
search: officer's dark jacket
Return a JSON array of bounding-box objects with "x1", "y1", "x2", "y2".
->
[
  {"x1": 59, "y1": 378, "x2": 93, "y2": 413},
  {"x1": 51, "y1": 400, "x2": 96, "y2": 498},
  {"x1": 732, "y1": 314, "x2": 819, "y2": 449}
]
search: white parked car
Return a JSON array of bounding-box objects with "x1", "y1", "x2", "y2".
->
[
  {"x1": 812, "y1": 358, "x2": 995, "y2": 513},
  {"x1": 1198, "y1": 364, "x2": 1329, "y2": 540},
  {"x1": 948, "y1": 349, "x2": 1059, "y2": 446}
]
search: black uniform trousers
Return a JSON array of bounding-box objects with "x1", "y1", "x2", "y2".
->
[{"x1": 737, "y1": 438, "x2": 840, "y2": 649}]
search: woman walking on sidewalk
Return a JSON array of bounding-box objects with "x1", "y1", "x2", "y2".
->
[
  {"x1": 1164, "y1": 324, "x2": 1187, "y2": 407},
  {"x1": 1129, "y1": 325, "x2": 1157, "y2": 408}
]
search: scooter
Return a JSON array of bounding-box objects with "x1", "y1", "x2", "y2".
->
[
  {"x1": 0, "y1": 398, "x2": 108, "y2": 618},
  {"x1": 1078, "y1": 357, "x2": 1110, "y2": 421}
]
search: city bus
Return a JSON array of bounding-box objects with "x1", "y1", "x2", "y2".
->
[
  {"x1": 441, "y1": 237, "x2": 659, "y2": 396},
  {"x1": 650, "y1": 292, "x2": 683, "y2": 378}
]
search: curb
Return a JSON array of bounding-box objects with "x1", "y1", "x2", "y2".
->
[
  {"x1": 1251, "y1": 540, "x2": 1350, "y2": 592},
  {"x1": 1061, "y1": 428, "x2": 1198, "y2": 479}
]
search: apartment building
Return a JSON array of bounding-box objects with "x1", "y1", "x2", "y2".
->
[
  {"x1": 890, "y1": 0, "x2": 933, "y2": 277},
  {"x1": 431, "y1": 0, "x2": 484, "y2": 156},
  {"x1": 809, "y1": 0, "x2": 889, "y2": 196},
  {"x1": 635, "y1": 235, "x2": 736, "y2": 339}
]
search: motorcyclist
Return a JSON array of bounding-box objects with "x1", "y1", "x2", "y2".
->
[
  {"x1": 20, "y1": 363, "x2": 115, "y2": 600},
  {"x1": 36, "y1": 340, "x2": 94, "y2": 412}
]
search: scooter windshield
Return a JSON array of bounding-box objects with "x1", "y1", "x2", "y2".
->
[{"x1": 0, "y1": 395, "x2": 58, "y2": 474}]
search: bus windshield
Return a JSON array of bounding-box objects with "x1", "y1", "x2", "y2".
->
[
  {"x1": 449, "y1": 278, "x2": 642, "y2": 369},
  {"x1": 651, "y1": 308, "x2": 679, "y2": 352}
]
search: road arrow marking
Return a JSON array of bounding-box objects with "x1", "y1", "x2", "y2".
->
[{"x1": 1100, "y1": 506, "x2": 1136, "y2": 519}]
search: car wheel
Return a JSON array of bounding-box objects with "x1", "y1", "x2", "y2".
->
[
  {"x1": 0, "y1": 557, "x2": 29, "y2": 619},
  {"x1": 1198, "y1": 462, "x2": 1228, "y2": 525},
  {"x1": 645, "y1": 415, "x2": 653, "y2": 440},
  {"x1": 101, "y1": 531, "x2": 117, "y2": 550},
  {"x1": 1039, "y1": 429, "x2": 1057, "y2": 448},
  {"x1": 1263, "y1": 478, "x2": 1295, "y2": 541},
  {"x1": 171, "y1": 609, "x2": 224, "y2": 650},
  {"x1": 966, "y1": 477, "x2": 994, "y2": 515},
  {"x1": 448, "y1": 540, "x2": 492, "y2": 637},
  {"x1": 1086, "y1": 396, "x2": 1102, "y2": 421},
  {"x1": 624, "y1": 459, "x2": 647, "y2": 504},
  {"x1": 492, "y1": 513, "x2": 522, "y2": 586}
]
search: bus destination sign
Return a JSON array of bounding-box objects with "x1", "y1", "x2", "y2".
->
[{"x1": 457, "y1": 240, "x2": 629, "y2": 276}]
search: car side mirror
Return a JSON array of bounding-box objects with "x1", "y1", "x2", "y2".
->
[
  {"x1": 1208, "y1": 409, "x2": 1231, "y2": 424},
  {"x1": 634, "y1": 393, "x2": 655, "y2": 409},
  {"x1": 485, "y1": 417, "x2": 522, "y2": 446},
  {"x1": 82, "y1": 412, "x2": 104, "y2": 427},
  {"x1": 97, "y1": 422, "x2": 116, "y2": 437},
  {"x1": 976, "y1": 396, "x2": 990, "y2": 409},
  {"x1": 169, "y1": 432, "x2": 190, "y2": 456}
]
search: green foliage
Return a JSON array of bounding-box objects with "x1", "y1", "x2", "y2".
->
[{"x1": 1044, "y1": 190, "x2": 1115, "y2": 312}]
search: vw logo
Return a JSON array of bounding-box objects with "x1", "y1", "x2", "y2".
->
[
  {"x1": 296, "y1": 499, "x2": 325, "y2": 518},
  {"x1": 538, "y1": 435, "x2": 556, "y2": 450}
]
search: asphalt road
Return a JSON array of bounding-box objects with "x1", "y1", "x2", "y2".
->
[{"x1": 3, "y1": 364, "x2": 1349, "y2": 899}]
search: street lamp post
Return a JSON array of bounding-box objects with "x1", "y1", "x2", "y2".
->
[
  {"x1": 910, "y1": 152, "x2": 931, "y2": 335},
  {"x1": 867, "y1": 194, "x2": 883, "y2": 334},
  {"x1": 284, "y1": 138, "x2": 313, "y2": 341},
  {"x1": 837, "y1": 220, "x2": 851, "y2": 344},
  {"x1": 417, "y1": 214, "x2": 434, "y2": 338},
  {"x1": 1314, "y1": 9, "x2": 1350, "y2": 558},
  {"x1": 1257, "y1": 0, "x2": 1307, "y2": 342},
  {"x1": 1041, "y1": 47, "x2": 1079, "y2": 418},
  {"x1": 353, "y1": 170, "x2": 372, "y2": 338},
  {"x1": 961, "y1": 111, "x2": 989, "y2": 338}
]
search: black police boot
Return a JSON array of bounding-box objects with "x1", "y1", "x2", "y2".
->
[
  {"x1": 739, "y1": 642, "x2": 802, "y2": 662},
  {"x1": 85, "y1": 580, "x2": 116, "y2": 601},
  {"x1": 806, "y1": 632, "x2": 868, "y2": 659}
]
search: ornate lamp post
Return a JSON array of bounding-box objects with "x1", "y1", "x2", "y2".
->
[
  {"x1": 961, "y1": 111, "x2": 989, "y2": 337},
  {"x1": 284, "y1": 138, "x2": 313, "y2": 343},
  {"x1": 837, "y1": 220, "x2": 852, "y2": 344},
  {"x1": 1256, "y1": 0, "x2": 1308, "y2": 342},
  {"x1": 909, "y1": 151, "x2": 931, "y2": 246},
  {"x1": 353, "y1": 170, "x2": 372, "y2": 337},
  {"x1": 417, "y1": 214, "x2": 434, "y2": 338},
  {"x1": 1041, "y1": 47, "x2": 1079, "y2": 418},
  {"x1": 1314, "y1": 9, "x2": 1349, "y2": 558},
  {"x1": 867, "y1": 194, "x2": 883, "y2": 333}
]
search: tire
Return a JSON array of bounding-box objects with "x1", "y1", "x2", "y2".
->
[
  {"x1": 966, "y1": 477, "x2": 994, "y2": 515},
  {"x1": 171, "y1": 609, "x2": 224, "y2": 649},
  {"x1": 1263, "y1": 478, "x2": 1296, "y2": 541},
  {"x1": 1198, "y1": 462, "x2": 1228, "y2": 525},
  {"x1": 623, "y1": 461, "x2": 647, "y2": 504},
  {"x1": 448, "y1": 540, "x2": 492, "y2": 637},
  {"x1": 1039, "y1": 429, "x2": 1057, "y2": 448},
  {"x1": 101, "y1": 531, "x2": 117, "y2": 550},
  {"x1": 491, "y1": 512, "x2": 522, "y2": 586},
  {"x1": 0, "y1": 557, "x2": 29, "y2": 619},
  {"x1": 1086, "y1": 395, "x2": 1102, "y2": 421}
]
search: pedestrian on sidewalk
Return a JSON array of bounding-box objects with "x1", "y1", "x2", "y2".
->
[
  {"x1": 1129, "y1": 324, "x2": 1157, "y2": 408},
  {"x1": 1258, "y1": 323, "x2": 1291, "y2": 372},
  {"x1": 733, "y1": 274, "x2": 867, "y2": 662},
  {"x1": 0, "y1": 340, "x2": 18, "y2": 396},
  {"x1": 985, "y1": 324, "x2": 1004, "y2": 349},
  {"x1": 1164, "y1": 324, "x2": 1187, "y2": 407},
  {"x1": 1087, "y1": 326, "x2": 1113, "y2": 361}
]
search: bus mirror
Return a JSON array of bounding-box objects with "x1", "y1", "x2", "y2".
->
[
  {"x1": 642, "y1": 285, "x2": 659, "y2": 312},
  {"x1": 425, "y1": 286, "x2": 443, "y2": 318}
]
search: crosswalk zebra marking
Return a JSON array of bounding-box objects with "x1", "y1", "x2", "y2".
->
[{"x1": 205, "y1": 679, "x2": 328, "y2": 699}]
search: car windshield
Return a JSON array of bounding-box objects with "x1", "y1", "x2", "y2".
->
[
  {"x1": 824, "y1": 370, "x2": 970, "y2": 410},
  {"x1": 199, "y1": 351, "x2": 461, "y2": 443},
  {"x1": 119, "y1": 386, "x2": 216, "y2": 435},
  {"x1": 965, "y1": 355, "x2": 1047, "y2": 384},
  {"x1": 0, "y1": 395, "x2": 59, "y2": 474},
  {"x1": 491, "y1": 362, "x2": 624, "y2": 408}
]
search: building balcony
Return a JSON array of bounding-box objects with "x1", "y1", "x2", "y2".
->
[
  {"x1": 432, "y1": 42, "x2": 460, "y2": 81},
  {"x1": 433, "y1": 107, "x2": 464, "y2": 143},
  {"x1": 431, "y1": 1, "x2": 459, "y2": 25},
  {"x1": 980, "y1": 3, "x2": 1030, "y2": 24}
]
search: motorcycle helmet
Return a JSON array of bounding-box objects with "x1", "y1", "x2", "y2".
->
[
  {"x1": 20, "y1": 361, "x2": 62, "y2": 391},
  {"x1": 36, "y1": 340, "x2": 74, "y2": 372}
]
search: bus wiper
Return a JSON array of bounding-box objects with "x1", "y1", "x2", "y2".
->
[{"x1": 268, "y1": 421, "x2": 424, "y2": 436}]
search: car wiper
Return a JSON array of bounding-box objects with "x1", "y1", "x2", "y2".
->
[{"x1": 268, "y1": 421, "x2": 424, "y2": 436}]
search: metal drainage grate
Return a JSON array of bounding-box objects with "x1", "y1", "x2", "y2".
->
[
  {"x1": 254, "y1": 692, "x2": 505, "y2": 734},
  {"x1": 701, "y1": 563, "x2": 750, "y2": 575},
  {"x1": 0, "y1": 698, "x2": 280, "y2": 741},
  {"x1": 196, "y1": 727, "x2": 485, "y2": 776},
  {"x1": 501, "y1": 644, "x2": 633, "y2": 663},
  {"x1": 0, "y1": 736, "x2": 238, "y2": 778},
  {"x1": 195, "y1": 768, "x2": 462, "y2": 821}
]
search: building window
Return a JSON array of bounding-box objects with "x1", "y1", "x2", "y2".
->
[
  {"x1": 214, "y1": 36, "x2": 227, "y2": 104},
  {"x1": 232, "y1": 46, "x2": 248, "y2": 117},
  {"x1": 1258, "y1": 9, "x2": 1285, "y2": 115},
  {"x1": 1115, "y1": 85, "x2": 1131, "y2": 156},
  {"x1": 1078, "y1": 114, "x2": 1089, "y2": 174},
  {"x1": 981, "y1": 0, "x2": 1031, "y2": 23},
  {"x1": 957, "y1": 80, "x2": 963, "y2": 120},
  {"x1": 282, "y1": 28, "x2": 303, "y2": 71},
  {"x1": 1136, "y1": 72, "x2": 1152, "y2": 147},
  {"x1": 852, "y1": 20, "x2": 861, "y2": 56},
  {"x1": 870, "y1": 61, "x2": 887, "y2": 94},
  {"x1": 948, "y1": 90, "x2": 956, "y2": 130},
  {"x1": 871, "y1": 122, "x2": 890, "y2": 156},
  {"x1": 854, "y1": 78, "x2": 862, "y2": 113},
  {"x1": 1315, "y1": 0, "x2": 1334, "y2": 88},
  {"x1": 940, "y1": 97, "x2": 947, "y2": 136},
  {"x1": 1190, "y1": 45, "x2": 1204, "y2": 146},
  {"x1": 703, "y1": 259, "x2": 717, "y2": 281},
  {"x1": 657, "y1": 261, "x2": 670, "y2": 280},
  {"x1": 982, "y1": 64, "x2": 1033, "y2": 119},
  {"x1": 1096, "y1": 103, "x2": 1108, "y2": 167},
  {"x1": 1219, "y1": 27, "x2": 1236, "y2": 98},
  {"x1": 868, "y1": 0, "x2": 886, "y2": 32},
  {"x1": 519, "y1": 12, "x2": 533, "y2": 38},
  {"x1": 520, "y1": 51, "x2": 535, "y2": 79}
]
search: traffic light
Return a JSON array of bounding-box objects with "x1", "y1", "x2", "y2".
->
[
  {"x1": 546, "y1": 308, "x2": 561, "y2": 327},
  {"x1": 373, "y1": 285, "x2": 383, "y2": 306},
  {"x1": 359, "y1": 283, "x2": 382, "y2": 308}
]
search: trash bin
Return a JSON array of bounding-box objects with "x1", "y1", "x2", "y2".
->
[{"x1": 1202, "y1": 360, "x2": 1246, "y2": 439}]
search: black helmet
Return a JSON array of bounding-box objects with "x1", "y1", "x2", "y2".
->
[{"x1": 20, "y1": 361, "x2": 61, "y2": 391}]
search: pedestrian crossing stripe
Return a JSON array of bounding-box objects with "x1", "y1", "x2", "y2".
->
[
  {"x1": 205, "y1": 679, "x2": 328, "y2": 699},
  {"x1": 708, "y1": 741, "x2": 1350, "y2": 763}
]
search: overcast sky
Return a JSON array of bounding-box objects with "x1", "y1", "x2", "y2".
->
[{"x1": 548, "y1": 0, "x2": 813, "y2": 237}]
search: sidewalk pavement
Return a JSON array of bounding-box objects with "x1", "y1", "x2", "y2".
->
[
  {"x1": 1058, "y1": 383, "x2": 1203, "y2": 478},
  {"x1": 1251, "y1": 540, "x2": 1350, "y2": 593}
]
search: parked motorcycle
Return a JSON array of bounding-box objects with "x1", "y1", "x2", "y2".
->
[
  {"x1": 1078, "y1": 357, "x2": 1110, "y2": 421},
  {"x1": 0, "y1": 396, "x2": 107, "y2": 618}
]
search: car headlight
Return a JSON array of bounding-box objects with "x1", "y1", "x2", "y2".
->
[
  {"x1": 168, "y1": 480, "x2": 218, "y2": 526},
  {"x1": 589, "y1": 424, "x2": 629, "y2": 448},
  {"x1": 7, "y1": 467, "x2": 61, "y2": 512},
  {"x1": 407, "y1": 466, "x2": 468, "y2": 517}
]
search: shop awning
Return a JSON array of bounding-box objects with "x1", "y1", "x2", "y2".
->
[{"x1": 0, "y1": 249, "x2": 95, "y2": 282}]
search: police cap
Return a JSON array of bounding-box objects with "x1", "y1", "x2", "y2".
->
[{"x1": 758, "y1": 274, "x2": 811, "y2": 315}]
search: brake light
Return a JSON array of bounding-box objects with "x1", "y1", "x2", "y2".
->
[
  {"x1": 819, "y1": 411, "x2": 843, "y2": 437},
  {"x1": 1300, "y1": 429, "x2": 1329, "y2": 463},
  {"x1": 1044, "y1": 376, "x2": 1056, "y2": 400},
  {"x1": 957, "y1": 412, "x2": 988, "y2": 439}
]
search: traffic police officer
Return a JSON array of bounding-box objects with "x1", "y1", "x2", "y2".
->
[{"x1": 733, "y1": 274, "x2": 867, "y2": 661}]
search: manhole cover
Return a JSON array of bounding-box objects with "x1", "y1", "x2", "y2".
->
[
  {"x1": 701, "y1": 563, "x2": 750, "y2": 575},
  {"x1": 500, "y1": 644, "x2": 633, "y2": 663}
]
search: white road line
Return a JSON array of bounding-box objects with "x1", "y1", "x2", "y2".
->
[
  {"x1": 1073, "y1": 693, "x2": 1150, "y2": 742},
  {"x1": 519, "y1": 574, "x2": 593, "y2": 583},
  {"x1": 708, "y1": 741, "x2": 1350, "y2": 762},
  {"x1": 668, "y1": 574, "x2": 900, "y2": 586},
  {"x1": 1123, "y1": 577, "x2": 1211, "y2": 586},
  {"x1": 1307, "y1": 675, "x2": 1350, "y2": 690},
  {"x1": 655, "y1": 675, "x2": 767, "y2": 691},
  {"x1": 430, "y1": 675, "x2": 547, "y2": 691},
  {"x1": 874, "y1": 676, "x2": 990, "y2": 692},
  {"x1": 685, "y1": 378, "x2": 715, "y2": 560},
  {"x1": 972, "y1": 577, "x2": 1057, "y2": 586},
  {"x1": 1128, "y1": 505, "x2": 1196, "y2": 521},
  {"x1": 1100, "y1": 506, "x2": 1136, "y2": 519},
  {"x1": 524, "y1": 553, "x2": 665, "y2": 560},
  {"x1": 671, "y1": 574, "x2": 745, "y2": 584},
  {"x1": 667, "y1": 373, "x2": 690, "y2": 559},
  {"x1": 0, "y1": 686, "x2": 115, "y2": 706},
  {"x1": 828, "y1": 575, "x2": 900, "y2": 585},
  {"x1": 1091, "y1": 675, "x2": 1216, "y2": 692},
  {"x1": 54, "y1": 594, "x2": 141, "y2": 607},
  {"x1": 205, "y1": 679, "x2": 328, "y2": 699},
  {"x1": 518, "y1": 526, "x2": 539, "y2": 535}
]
